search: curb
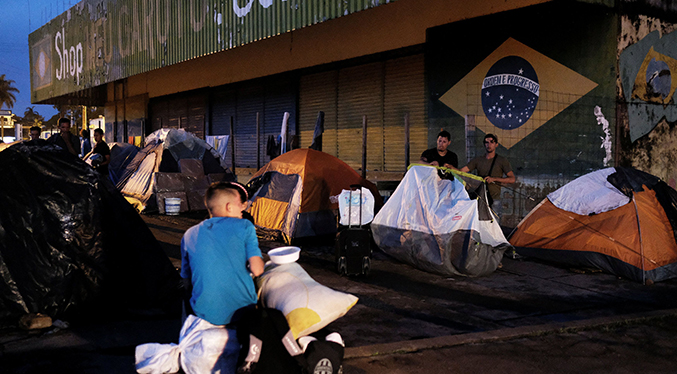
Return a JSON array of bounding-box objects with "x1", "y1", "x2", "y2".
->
[{"x1": 344, "y1": 308, "x2": 677, "y2": 359}]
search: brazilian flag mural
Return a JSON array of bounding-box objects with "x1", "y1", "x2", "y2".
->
[{"x1": 427, "y1": 2, "x2": 617, "y2": 178}]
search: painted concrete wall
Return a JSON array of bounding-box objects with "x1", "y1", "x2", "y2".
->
[
  {"x1": 618, "y1": 14, "x2": 677, "y2": 189},
  {"x1": 427, "y1": 2, "x2": 618, "y2": 227}
]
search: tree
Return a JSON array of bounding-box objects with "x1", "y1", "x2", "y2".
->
[
  {"x1": 23, "y1": 106, "x2": 44, "y2": 128},
  {"x1": 0, "y1": 74, "x2": 19, "y2": 110},
  {"x1": 52, "y1": 104, "x2": 104, "y2": 134}
]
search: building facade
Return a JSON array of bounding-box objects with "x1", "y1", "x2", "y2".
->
[{"x1": 29, "y1": 0, "x2": 677, "y2": 226}]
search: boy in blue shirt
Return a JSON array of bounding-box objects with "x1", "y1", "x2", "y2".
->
[{"x1": 181, "y1": 182, "x2": 264, "y2": 326}]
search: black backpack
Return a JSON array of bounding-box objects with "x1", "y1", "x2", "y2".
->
[{"x1": 235, "y1": 308, "x2": 344, "y2": 374}]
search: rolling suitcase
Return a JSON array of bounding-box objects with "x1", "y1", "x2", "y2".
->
[{"x1": 335, "y1": 184, "x2": 372, "y2": 276}]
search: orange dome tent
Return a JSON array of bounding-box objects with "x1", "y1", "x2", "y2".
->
[
  {"x1": 246, "y1": 149, "x2": 382, "y2": 243},
  {"x1": 510, "y1": 167, "x2": 677, "y2": 283}
]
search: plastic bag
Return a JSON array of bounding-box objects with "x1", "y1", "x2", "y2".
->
[
  {"x1": 135, "y1": 314, "x2": 240, "y2": 374},
  {"x1": 338, "y1": 187, "x2": 374, "y2": 226}
]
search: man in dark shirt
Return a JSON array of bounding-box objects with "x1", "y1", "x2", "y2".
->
[
  {"x1": 47, "y1": 118, "x2": 80, "y2": 155},
  {"x1": 92, "y1": 128, "x2": 111, "y2": 178},
  {"x1": 419, "y1": 130, "x2": 458, "y2": 169}
]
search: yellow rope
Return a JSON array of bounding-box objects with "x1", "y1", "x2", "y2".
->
[{"x1": 407, "y1": 163, "x2": 485, "y2": 185}]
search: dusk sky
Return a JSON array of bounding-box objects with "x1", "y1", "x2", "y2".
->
[{"x1": 0, "y1": 0, "x2": 78, "y2": 120}]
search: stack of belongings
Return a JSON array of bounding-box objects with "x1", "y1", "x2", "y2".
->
[
  {"x1": 116, "y1": 128, "x2": 235, "y2": 213},
  {"x1": 510, "y1": 167, "x2": 677, "y2": 284},
  {"x1": 371, "y1": 164, "x2": 512, "y2": 277},
  {"x1": 135, "y1": 253, "x2": 354, "y2": 374},
  {"x1": 0, "y1": 140, "x2": 180, "y2": 324}
]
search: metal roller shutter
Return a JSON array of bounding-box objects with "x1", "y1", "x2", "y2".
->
[
  {"x1": 210, "y1": 87, "x2": 237, "y2": 136},
  {"x1": 236, "y1": 85, "x2": 264, "y2": 169},
  {"x1": 337, "y1": 62, "x2": 384, "y2": 171},
  {"x1": 209, "y1": 88, "x2": 237, "y2": 169},
  {"x1": 262, "y1": 77, "x2": 297, "y2": 169},
  {"x1": 298, "y1": 71, "x2": 338, "y2": 156},
  {"x1": 184, "y1": 93, "x2": 207, "y2": 140},
  {"x1": 166, "y1": 96, "x2": 185, "y2": 130},
  {"x1": 209, "y1": 77, "x2": 297, "y2": 170},
  {"x1": 299, "y1": 54, "x2": 425, "y2": 173},
  {"x1": 384, "y1": 54, "x2": 427, "y2": 171}
]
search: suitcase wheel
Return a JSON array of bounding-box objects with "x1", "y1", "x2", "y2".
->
[
  {"x1": 361, "y1": 256, "x2": 371, "y2": 276},
  {"x1": 338, "y1": 256, "x2": 347, "y2": 276}
]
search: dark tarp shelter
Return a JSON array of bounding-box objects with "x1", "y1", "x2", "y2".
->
[{"x1": 0, "y1": 140, "x2": 180, "y2": 322}]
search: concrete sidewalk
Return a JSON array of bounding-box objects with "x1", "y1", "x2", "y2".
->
[
  {"x1": 141, "y1": 213, "x2": 677, "y2": 357},
  {"x1": 2, "y1": 212, "x2": 677, "y2": 373}
]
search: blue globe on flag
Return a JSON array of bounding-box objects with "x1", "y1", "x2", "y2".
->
[{"x1": 481, "y1": 56, "x2": 539, "y2": 130}]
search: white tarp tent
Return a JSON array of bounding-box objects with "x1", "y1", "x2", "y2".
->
[{"x1": 371, "y1": 165, "x2": 512, "y2": 277}]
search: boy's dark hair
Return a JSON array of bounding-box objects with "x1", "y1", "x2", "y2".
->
[
  {"x1": 204, "y1": 182, "x2": 243, "y2": 212},
  {"x1": 93, "y1": 128, "x2": 104, "y2": 136},
  {"x1": 30, "y1": 126, "x2": 41, "y2": 133},
  {"x1": 80, "y1": 129, "x2": 90, "y2": 138},
  {"x1": 58, "y1": 118, "x2": 70, "y2": 126},
  {"x1": 228, "y1": 181, "x2": 249, "y2": 203},
  {"x1": 437, "y1": 130, "x2": 451, "y2": 141},
  {"x1": 484, "y1": 133, "x2": 498, "y2": 143}
]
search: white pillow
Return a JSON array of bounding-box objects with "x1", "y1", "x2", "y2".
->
[{"x1": 256, "y1": 262, "x2": 358, "y2": 339}]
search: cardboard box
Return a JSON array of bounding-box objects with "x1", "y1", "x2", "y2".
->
[
  {"x1": 154, "y1": 172, "x2": 187, "y2": 192},
  {"x1": 184, "y1": 175, "x2": 210, "y2": 192},
  {"x1": 187, "y1": 189, "x2": 207, "y2": 211},
  {"x1": 179, "y1": 159, "x2": 204, "y2": 178},
  {"x1": 207, "y1": 173, "x2": 235, "y2": 185}
]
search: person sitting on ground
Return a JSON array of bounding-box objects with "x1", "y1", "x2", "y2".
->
[
  {"x1": 419, "y1": 130, "x2": 458, "y2": 169},
  {"x1": 80, "y1": 129, "x2": 92, "y2": 158},
  {"x1": 47, "y1": 118, "x2": 80, "y2": 155},
  {"x1": 181, "y1": 181, "x2": 264, "y2": 326}
]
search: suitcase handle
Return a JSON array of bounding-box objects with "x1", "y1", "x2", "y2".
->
[{"x1": 348, "y1": 185, "x2": 363, "y2": 228}]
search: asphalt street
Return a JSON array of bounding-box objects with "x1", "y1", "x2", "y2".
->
[{"x1": 1, "y1": 212, "x2": 677, "y2": 373}]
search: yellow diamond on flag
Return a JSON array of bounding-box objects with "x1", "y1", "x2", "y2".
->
[
  {"x1": 439, "y1": 38, "x2": 598, "y2": 149},
  {"x1": 631, "y1": 47, "x2": 677, "y2": 106}
]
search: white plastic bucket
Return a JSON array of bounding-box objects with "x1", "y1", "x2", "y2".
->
[{"x1": 165, "y1": 197, "x2": 181, "y2": 215}]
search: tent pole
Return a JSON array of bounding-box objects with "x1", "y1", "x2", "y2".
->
[{"x1": 632, "y1": 193, "x2": 646, "y2": 285}]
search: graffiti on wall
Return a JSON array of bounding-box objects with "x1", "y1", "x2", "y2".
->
[
  {"x1": 594, "y1": 106, "x2": 612, "y2": 167},
  {"x1": 619, "y1": 16, "x2": 677, "y2": 189},
  {"x1": 439, "y1": 38, "x2": 598, "y2": 149},
  {"x1": 620, "y1": 28, "x2": 677, "y2": 141}
]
